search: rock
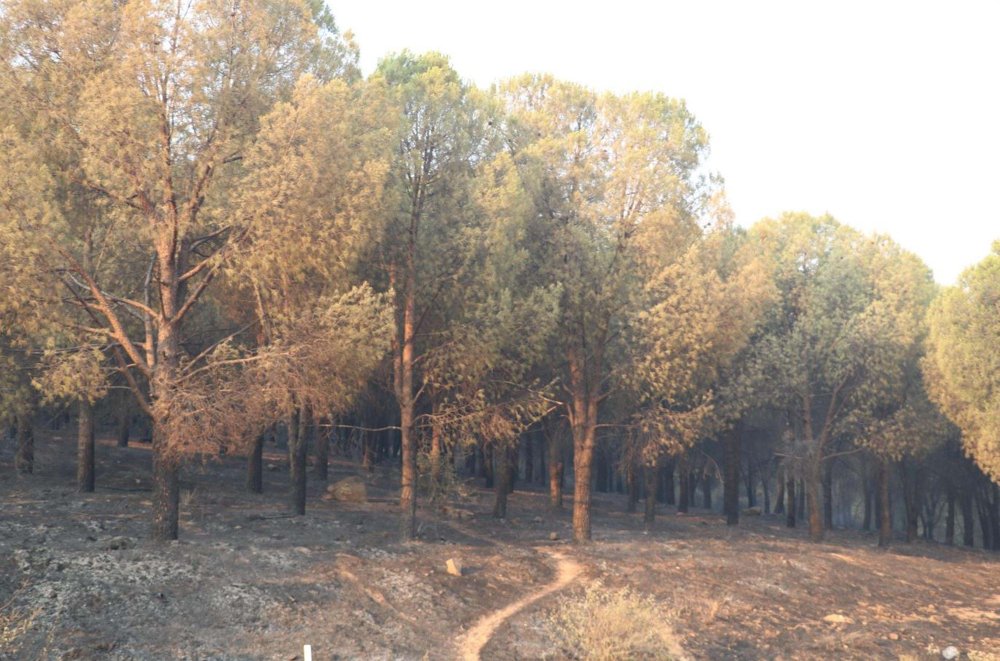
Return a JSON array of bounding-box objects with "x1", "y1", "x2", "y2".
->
[
  {"x1": 446, "y1": 558, "x2": 463, "y2": 577},
  {"x1": 322, "y1": 476, "x2": 367, "y2": 503},
  {"x1": 822, "y1": 613, "x2": 853, "y2": 624},
  {"x1": 104, "y1": 536, "x2": 134, "y2": 550},
  {"x1": 942, "y1": 646, "x2": 959, "y2": 660},
  {"x1": 533, "y1": 516, "x2": 543, "y2": 523},
  {"x1": 742, "y1": 506, "x2": 762, "y2": 516},
  {"x1": 549, "y1": 532, "x2": 559, "y2": 541},
  {"x1": 888, "y1": 633, "x2": 899, "y2": 641}
]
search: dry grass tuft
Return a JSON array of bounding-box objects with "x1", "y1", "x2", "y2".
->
[{"x1": 548, "y1": 582, "x2": 686, "y2": 660}]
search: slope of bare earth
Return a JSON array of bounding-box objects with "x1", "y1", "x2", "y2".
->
[{"x1": 1, "y1": 430, "x2": 997, "y2": 660}]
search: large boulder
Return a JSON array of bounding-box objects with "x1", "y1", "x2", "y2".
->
[{"x1": 322, "y1": 476, "x2": 367, "y2": 503}]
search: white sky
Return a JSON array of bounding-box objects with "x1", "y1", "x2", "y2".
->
[{"x1": 331, "y1": 0, "x2": 1000, "y2": 284}]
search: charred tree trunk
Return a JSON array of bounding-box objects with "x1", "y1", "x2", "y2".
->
[
  {"x1": 116, "y1": 391, "x2": 130, "y2": 448},
  {"x1": 15, "y1": 413, "x2": 33, "y2": 475},
  {"x1": 314, "y1": 419, "x2": 329, "y2": 481},
  {"x1": 288, "y1": 408, "x2": 307, "y2": 516},
  {"x1": 785, "y1": 472, "x2": 796, "y2": 528},
  {"x1": 626, "y1": 459, "x2": 639, "y2": 513},
  {"x1": 945, "y1": 481, "x2": 956, "y2": 545},
  {"x1": 762, "y1": 471, "x2": 771, "y2": 514},
  {"x1": 643, "y1": 462, "x2": 658, "y2": 529},
  {"x1": 362, "y1": 431, "x2": 375, "y2": 473},
  {"x1": 77, "y1": 399, "x2": 95, "y2": 493},
  {"x1": 900, "y1": 461, "x2": 918, "y2": 543},
  {"x1": 724, "y1": 428, "x2": 739, "y2": 525},
  {"x1": 151, "y1": 426, "x2": 179, "y2": 542},
  {"x1": 878, "y1": 457, "x2": 892, "y2": 548},
  {"x1": 483, "y1": 444, "x2": 495, "y2": 489},
  {"x1": 862, "y1": 466, "x2": 873, "y2": 532},
  {"x1": 677, "y1": 455, "x2": 690, "y2": 514},
  {"x1": 493, "y1": 445, "x2": 512, "y2": 519},
  {"x1": 744, "y1": 458, "x2": 756, "y2": 508},
  {"x1": 523, "y1": 434, "x2": 534, "y2": 484},
  {"x1": 961, "y1": 489, "x2": 975, "y2": 547},
  {"x1": 662, "y1": 458, "x2": 675, "y2": 506},
  {"x1": 247, "y1": 434, "x2": 264, "y2": 493},
  {"x1": 822, "y1": 460, "x2": 833, "y2": 530},
  {"x1": 774, "y1": 466, "x2": 785, "y2": 515}
]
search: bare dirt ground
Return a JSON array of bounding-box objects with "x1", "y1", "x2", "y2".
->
[{"x1": 1, "y1": 431, "x2": 998, "y2": 660}]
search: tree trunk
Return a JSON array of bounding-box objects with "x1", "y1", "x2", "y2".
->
[
  {"x1": 15, "y1": 413, "x2": 33, "y2": 475},
  {"x1": 483, "y1": 444, "x2": 495, "y2": 489},
  {"x1": 429, "y1": 411, "x2": 443, "y2": 493},
  {"x1": 395, "y1": 251, "x2": 419, "y2": 541},
  {"x1": 643, "y1": 462, "x2": 658, "y2": 529},
  {"x1": 862, "y1": 466, "x2": 873, "y2": 532},
  {"x1": 990, "y1": 484, "x2": 1000, "y2": 551},
  {"x1": 724, "y1": 429, "x2": 740, "y2": 526},
  {"x1": 523, "y1": 434, "x2": 534, "y2": 484},
  {"x1": 901, "y1": 461, "x2": 918, "y2": 543},
  {"x1": 762, "y1": 471, "x2": 771, "y2": 514},
  {"x1": 806, "y1": 453, "x2": 824, "y2": 542},
  {"x1": 878, "y1": 457, "x2": 892, "y2": 548},
  {"x1": 677, "y1": 455, "x2": 690, "y2": 514},
  {"x1": 744, "y1": 458, "x2": 756, "y2": 508},
  {"x1": 247, "y1": 434, "x2": 264, "y2": 493},
  {"x1": 314, "y1": 418, "x2": 329, "y2": 481},
  {"x1": 548, "y1": 430, "x2": 563, "y2": 510},
  {"x1": 774, "y1": 466, "x2": 785, "y2": 515},
  {"x1": 77, "y1": 399, "x2": 95, "y2": 493},
  {"x1": 702, "y1": 473, "x2": 712, "y2": 510},
  {"x1": 288, "y1": 408, "x2": 307, "y2": 516},
  {"x1": 960, "y1": 489, "x2": 975, "y2": 547},
  {"x1": 151, "y1": 426, "x2": 179, "y2": 542},
  {"x1": 626, "y1": 459, "x2": 639, "y2": 513},
  {"x1": 785, "y1": 472, "x2": 796, "y2": 528},
  {"x1": 572, "y1": 422, "x2": 596, "y2": 542},
  {"x1": 493, "y1": 445, "x2": 511, "y2": 518},
  {"x1": 662, "y1": 458, "x2": 675, "y2": 505},
  {"x1": 822, "y1": 460, "x2": 833, "y2": 529},
  {"x1": 945, "y1": 481, "x2": 956, "y2": 545},
  {"x1": 116, "y1": 390, "x2": 130, "y2": 448}
]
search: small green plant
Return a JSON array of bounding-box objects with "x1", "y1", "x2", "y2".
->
[{"x1": 548, "y1": 582, "x2": 684, "y2": 660}]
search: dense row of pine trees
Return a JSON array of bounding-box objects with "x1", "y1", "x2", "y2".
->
[{"x1": 2, "y1": 0, "x2": 998, "y2": 549}]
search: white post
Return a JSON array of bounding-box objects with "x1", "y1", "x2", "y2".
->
[{"x1": 303, "y1": 644, "x2": 312, "y2": 661}]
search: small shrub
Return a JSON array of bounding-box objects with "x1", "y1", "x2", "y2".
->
[{"x1": 548, "y1": 582, "x2": 684, "y2": 660}]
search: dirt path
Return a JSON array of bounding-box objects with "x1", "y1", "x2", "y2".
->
[{"x1": 455, "y1": 547, "x2": 583, "y2": 661}]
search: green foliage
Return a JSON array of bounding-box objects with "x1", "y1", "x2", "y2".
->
[{"x1": 925, "y1": 242, "x2": 1000, "y2": 480}]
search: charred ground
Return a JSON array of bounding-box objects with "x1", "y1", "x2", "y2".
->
[{"x1": 1, "y1": 432, "x2": 997, "y2": 660}]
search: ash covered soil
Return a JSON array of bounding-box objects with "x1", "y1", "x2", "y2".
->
[{"x1": 1, "y1": 432, "x2": 998, "y2": 660}]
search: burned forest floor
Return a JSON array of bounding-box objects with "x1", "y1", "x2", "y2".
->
[{"x1": 1, "y1": 431, "x2": 998, "y2": 660}]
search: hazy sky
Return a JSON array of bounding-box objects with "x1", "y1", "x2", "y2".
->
[{"x1": 332, "y1": 0, "x2": 999, "y2": 284}]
